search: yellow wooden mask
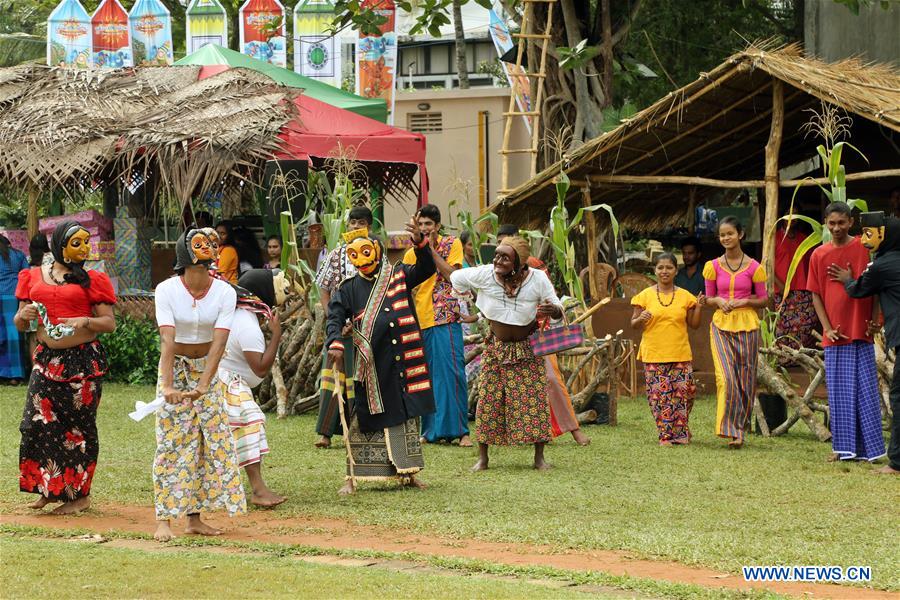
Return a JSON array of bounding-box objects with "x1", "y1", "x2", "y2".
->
[
  {"x1": 860, "y1": 211, "x2": 886, "y2": 252},
  {"x1": 189, "y1": 230, "x2": 214, "y2": 263},
  {"x1": 201, "y1": 227, "x2": 220, "y2": 260},
  {"x1": 344, "y1": 228, "x2": 381, "y2": 276},
  {"x1": 62, "y1": 227, "x2": 91, "y2": 264}
]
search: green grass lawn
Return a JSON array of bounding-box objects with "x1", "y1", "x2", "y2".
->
[
  {"x1": 0, "y1": 535, "x2": 601, "y2": 599},
  {"x1": 1, "y1": 384, "x2": 897, "y2": 590}
]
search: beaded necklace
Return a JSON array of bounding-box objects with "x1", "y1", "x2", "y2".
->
[{"x1": 656, "y1": 284, "x2": 676, "y2": 307}]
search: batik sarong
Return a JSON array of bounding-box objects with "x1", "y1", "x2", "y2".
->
[
  {"x1": 19, "y1": 341, "x2": 106, "y2": 500},
  {"x1": 476, "y1": 336, "x2": 551, "y2": 445},
  {"x1": 1, "y1": 293, "x2": 27, "y2": 379},
  {"x1": 774, "y1": 290, "x2": 819, "y2": 361},
  {"x1": 643, "y1": 361, "x2": 696, "y2": 444},
  {"x1": 346, "y1": 403, "x2": 424, "y2": 480},
  {"x1": 220, "y1": 371, "x2": 269, "y2": 467},
  {"x1": 153, "y1": 356, "x2": 246, "y2": 520},
  {"x1": 420, "y1": 322, "x2": 469, "y2": 442},
  {"x1": 710, "y1": 326, "x2": 759, "y2": 442},
  {"x1": 824, "y1": 342, "x2": 886, "y2": 461},
  {"x1": 546, "y1": 354, "x2": 578, "y2": 437},
  {"x1": 316, "y1": 337, "x2": 355, "y2": 437}
]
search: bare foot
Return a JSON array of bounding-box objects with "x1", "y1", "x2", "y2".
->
[
  {"x1": 727, "y1": 440, "x2": 743, "y2": 450},
  {"x1": 458, "y1": 435, "x2": 473, "y2": 447},
  {"x1": 470, "y1": 459, "x2": 488, "y2": 472},
  {"x1": 27, "y1": 497, "x2": 54, "y2": 510},
  {"x1": 51, "y1": 496, "x2": 90, "y2": 515},
  {"x1": 404, "y1": 476, "x2": 428, "y2": 490},
  {"x1": 154, "y1": 521, "x2": 175, "y2": 542},
  {"x1": 571, "y1": 429, "x2": 591, "y2": 446},
  {"x1": 826, "y1": 453, "x2": 840, "y2": 463},
  {"x1": 419, "y1": 436, "x2": 428, "y2": 444},
  {"x1": 314, "y1": 436, "x2": 331, "y2": 449},
  {"x1": 659, "y1": 440, "x2": 674, "y2": 447},
  {"x1": 533, "y1": 459, "x2": 552, "y2": 471},
  {"x1": 185, "y1": 518, "x2": 223, "y2": 537},
  {"x1": 873, "y1": 464, "x2": 900, "y2": 475},
  {"x1": 251, "y1": 489, "x2": 287, "y2": 508},
  {"x1": 338, "y1": 480, "x2": 356, "y2": 495}
]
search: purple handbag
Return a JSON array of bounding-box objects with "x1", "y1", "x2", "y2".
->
[{"x1": 529, "y1": 323, "x2": 584, "y2": 357}]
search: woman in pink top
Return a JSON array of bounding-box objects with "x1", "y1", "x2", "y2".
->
[{"x1": 699, "y1": 217, "x2": 768, "y2": 448}]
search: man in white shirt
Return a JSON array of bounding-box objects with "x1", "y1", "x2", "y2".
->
[{"x1": 218, "y1": 269, "x2": 291, "y2": 507}]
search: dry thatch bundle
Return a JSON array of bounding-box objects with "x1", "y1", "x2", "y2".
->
[
  {"x1": 496, "y1": 43, "x2": 900, "y2": 231},
  {"x1": 0, "y1": 64, "x2": 300, "y2": 210}
]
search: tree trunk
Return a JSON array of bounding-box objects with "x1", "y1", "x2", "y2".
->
[{"x1": 452, "y1": 0, "x2": 469, "y2": 89}]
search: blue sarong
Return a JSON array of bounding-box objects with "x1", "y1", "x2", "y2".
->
[
  {"x1": 421, "y1": 322, "x2": 469, "y2": 442},
  {"x1": 824, "y1": 342, "x2": 886, "y2": 461},
  {"x1": 0, "y1": 294, "x2": 27, "y2": 379}
]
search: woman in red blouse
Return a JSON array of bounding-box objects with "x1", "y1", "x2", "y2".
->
[{"x1": 13, "y1": 221, "x2": 116, "y2": 515}]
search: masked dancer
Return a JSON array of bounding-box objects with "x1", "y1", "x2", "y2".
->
[
  {"x1": 325, "y1": 218, "x2": 435, "y2": 495},
  {"x1": 14, "y1": 221, "x2": 116, "y2": 514},
  {"x1": 450, "y1": 236, "x2": 563, "y2": 471},
  {"x1": 142, "y1": 229, "x2": 246, "y2": 541}
]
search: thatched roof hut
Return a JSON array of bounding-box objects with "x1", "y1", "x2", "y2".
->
[
  {"x1": 493, "y1": 44, "x2": 900, "y2": 233},
  {"x1": 0, "y1": 64, "x2": 300, "y2": 218}
]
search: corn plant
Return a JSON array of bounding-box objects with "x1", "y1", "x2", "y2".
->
[
  {"x1": 457, "y1": 209, "x2": 498, "y2": 265},
  {"x1": 523, "y1": 170, "x2": 617, "y2": 308},
  {"x1": 281, "y1": 210, "x2": 319, "y2": 307},
  {"x1": 775, "y1": 106, "x2": 869, "y2": 302}
]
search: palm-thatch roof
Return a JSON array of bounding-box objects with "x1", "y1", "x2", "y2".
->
[
  {"x1": 0, "y1": 64, "x2": 300, "y2": 207},
  {"x1": 494, "y1": 44, "x2": 900, "y2": 231}
]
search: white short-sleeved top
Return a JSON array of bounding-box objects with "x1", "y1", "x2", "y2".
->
[
  {"x1": 218, "y1": 309, "x2": 266, "y2": 388},
  {"x1": 450, "y1": 264, "x2": 562, "y2": 326},
  {"x1": 155, "y1": 276, "x2": 236, "y2": 344}
]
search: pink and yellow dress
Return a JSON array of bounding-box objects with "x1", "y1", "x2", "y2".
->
[{"x1": 703, "y1": 257, "x2": 767, "y2": 443}]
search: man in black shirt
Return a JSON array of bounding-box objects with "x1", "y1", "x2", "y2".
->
[{"x1": 830, "y1": 211, "x2": 900, "y2": 475}]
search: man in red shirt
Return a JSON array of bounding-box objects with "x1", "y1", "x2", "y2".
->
[{"x1": 807, "y1": 203, "x2": 885, "y2": 463}]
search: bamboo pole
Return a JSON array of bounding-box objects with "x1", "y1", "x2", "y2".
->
[
  {"x1": 762, "y1": 80, "x2": 784, "y2": 292},
  {"x1": 581, "y1": 185, "x2": 601, "y2": 304}
]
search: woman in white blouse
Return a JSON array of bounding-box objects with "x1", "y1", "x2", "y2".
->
[
  {"x1": 450, "y1": 236, "x2": 563, "y2": 472},
  {"x1": 150, "y1": 229, "x2": 246, "y2": 542}
]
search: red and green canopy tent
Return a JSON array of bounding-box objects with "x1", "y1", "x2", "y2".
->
[
  {"x1": 175, "y1": 43, "x2": 387, "y2": 123},
  {"x1": 189, "y1": 51, "x2": 427, "y2": 205}
]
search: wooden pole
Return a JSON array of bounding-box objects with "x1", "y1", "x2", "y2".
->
[
  {"x1": 686, "y1": 187, "x2": 697, "y2": 234},
  {"x1": 762, "y1": 80, "x2": 784, "y2": 292},
  {"x1": 582, "y1": 185, "x2": 601, "y2": 305},
  {"x1": 26, "y1": 188, "x2": 39, "y2": 238}
]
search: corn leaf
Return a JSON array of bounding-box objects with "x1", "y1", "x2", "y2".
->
[{"x1": 779, "y1": 230, "x2": 822, "y2": 303}]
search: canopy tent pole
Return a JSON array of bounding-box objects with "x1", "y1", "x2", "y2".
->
[{"x1": 762, "y1": 79, "x2": 784, "y2": 293}]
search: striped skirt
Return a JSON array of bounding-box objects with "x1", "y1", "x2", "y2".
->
[
  {"x1": 420, "y1": 322, "x2": 469, "y2": 442},
  {"x1": 710, "y1": 326, "x2": 759, "y2": 442},
  {"x1": 316, "y1": 338, "x2": 355, "y2": 437},
  {"x1": 824, "y1": 342, "x2": 886, "y2": 461},
  {"x1": 220, "y1": 371, "x2": 269, "y2": 467}
]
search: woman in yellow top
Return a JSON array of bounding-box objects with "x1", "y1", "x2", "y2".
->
[
  {"x1": 631, "y1": 253, "x2": 703, "y2": 445},
  {"x1": 698, "y1": 217, "x2": 768, "y2": 448},
  {"x1": 214, "y1": 221, "x2": 239, "y2": 284}
]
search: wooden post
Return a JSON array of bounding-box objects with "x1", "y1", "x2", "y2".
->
[
  {"x1": 762, "y1": 80, "x2": 784, "y2": 291},
  {"x1": 582, "y1": 185, "x2": 600, "y2": 305},
  {"x1": 26, "y1": 188, "x2": 39, "y2": 238},
  {"x1": 686, "y1": 187, "x2": 697, "y2": 234}
]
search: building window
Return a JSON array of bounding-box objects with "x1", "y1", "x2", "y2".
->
[{"x1": 407, "y1": 112, "x2": 443, "y2": 133}]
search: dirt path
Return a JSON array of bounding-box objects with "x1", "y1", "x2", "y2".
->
[{"x1": 0, "y1": 504, "x2": 891, "y2": 600}]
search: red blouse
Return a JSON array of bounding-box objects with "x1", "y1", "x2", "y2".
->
[{"x1": 15, "y1": 267, "x2": 116, "y2": 324}]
